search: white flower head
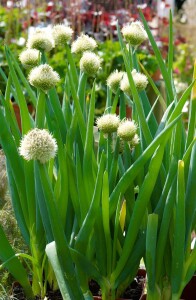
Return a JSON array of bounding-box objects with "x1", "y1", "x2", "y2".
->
[
  {"x1": 19, "y1": 48, "x2": 39, "y2": 69},
  {"x1": 52, "y1": 24, "x2": 73, "y2": 46},
  {"x1": 132, "y1": 69, "x2": 148, "y2": 91},
  {"x1": 121, "y1": 21, "x2": 147, "y2": 47},
  {"x1": 28, "y1": 64, "x2": 60, "y2": 92},
  {"x1": 71, "y1": 34, "x2": 97, "y2": 54},
  {"x1": 96, "y1": 114, "x2": 120, "y2": 134},
  {"x1": 120, "y1": 70, "x2": 148, "y2": 95},
  {"x1": 19, "y1": 128, "x2": 58, "y2": 164},
  {"x1": 117, "y1": 119, "x2": 138, "y2": 141},
  {"x1": 26, "y1": 28, "x2": 55, "y2": 52},
  {"x1": 80, "y1": 51, "x2": 101, "y2": 76},
  {"x1": 107, "y1": 70, "x2": 125, "y2": 94}
]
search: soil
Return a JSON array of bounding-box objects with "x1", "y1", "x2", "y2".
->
[
  {"x1": 12, "y1": 283, "x2": 62, "y2": 300},
  {"x1": 89, "y1": 271, "x2": 145, "y2": 300},
  {"x1": 12, "y1": 271, "x2": 146, "y2": 300}
]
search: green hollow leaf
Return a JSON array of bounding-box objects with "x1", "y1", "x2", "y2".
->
[
  {"x1": 0, "y1": 108, "x2": 30, "y2": 228},
  {"x1": 117, "y1": 22, "x2": 153, "y2": 146},
  {"x1": 46, "y1": 242, "x2": 71, "y2": 300},
  {"x1": 185, "y1": 143, "x2": 196, "y2": 245},
  {"x1": 7, "y1": 47, "x2": 37, "y2": 107},
  {"x1": 167, "y1": 80, "x2": 195, "y2": 125},
  {"x1": 139, "y1": 62, "x2": 166, "y2": 112},
  {"x1": 68, "y1": 70, "x2": 86, "y2": 145},
  {"x1": 77, "y1": 71, "x2": 87, "y2": 116},
  {"x1": 48, "y1": 88, "x2": 67, "y2": 143},
  {"x1": 139, "y1": 11, "x2": 174, "y2": 104},
  {"x1": 35, "y1": 162, "x2": 84, "y2": 300},
  {"x1": 75, "y1": 153, "x2": 106, "y2": 254},
  {"x1": 116, "y1": 230, "x2": 145, "y2": 290},
  {"x1": 102, "y1": 171, "x2": 112, "y2": 276},
  {"x1": 0, "y1": 89, "x2": 21, "y2": 146},
  {"x1": 146, "y1": 214, "x2": 158, "y2": 293},
  {"x1": 65, "y1": 44, "x2": 78, "y2": 86},
  {"x1": 171, "y1": 161, "x2": 185, "y2": 295},
  {"x1": 185, "y1": 98, "x2": 196, "y2": 150},
  {"x1": 155, "y1": 181, "x2": 176, "y2": 282},
  {"x1": 83, "y1": 81, "x2": 96, "y2": 204},
  {"x1": 5, "y1": 46, "x2": 32, "y2": 134},
  {"x1": 111, "y1": 144, "x2": 165, "y2": 283},
  {"x1": 0, "y1": 224, "x2": 34, "y2": 299},
  {"x1": 167, "y1": 11, "x2": 174, "y2": 81},
  {"x1": 6, "y1": 161, "x2": 30, "y2": 244},
  {"x1": 109, "y1": 115, "x2": 181, "y2": 216}
]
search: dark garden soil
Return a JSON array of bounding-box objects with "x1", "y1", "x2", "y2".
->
[
  {"x1": 12, "y1": 270, "x2": 146, "y2": 300},
  {"x1": 89, "y1": 270, "x2": 145, "y2": 300},
  {"x1": 12, "y1": 283, "x2": 62, "y2": 300}
]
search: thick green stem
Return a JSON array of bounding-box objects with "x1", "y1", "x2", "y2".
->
[{"x1": 35, "y1": 91, "x2": 45, "y2": 128}]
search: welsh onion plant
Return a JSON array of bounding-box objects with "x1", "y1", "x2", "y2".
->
[{"x1": 0, "y1": 14, "x2": 194, "y2": 300}]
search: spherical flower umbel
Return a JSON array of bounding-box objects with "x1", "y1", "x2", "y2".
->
[
  {"x1": 96, "y1": 114, "x2": 120, "y2": 134},
  {"x1": 120, "y1": 70, "x2": 148, "y2": 95},
  {"x1": 52, "y1": 24, "x2": 73, "y2": 46},
  {"x1": 28, "y1": 64, "x2": 60, "y2": 93},
  {"x1": 107, "y1": 70, "x2": 125, "y2": 94},
  {"x1": 80, "y1": 52, "x2": 101, "y2": 76},
  {"x1": 71, "y1": 34, "x2": 97, "y2": 54},
  {"x1": 121, "y1": 21, "x2": 147, "y2": 47},
  {"x1": 132, "y1": 69, "x2": 148, "y2": 91},
  {"x1": 26, "y1": 28, "x2": 54, "y2": 52},
  {"x1": 19, "y1": 48, "x2": 39, "y2": 69},
  {"x1": 19, "y1": 128, "x2": 58, "y2": 164},
  {"x1": 117, "y1": 119, "x2": 138, "y2": 141}
]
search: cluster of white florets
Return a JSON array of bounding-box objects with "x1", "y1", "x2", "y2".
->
[
  {"x1": 19, "y1": 128, "x2": 58, "y2": 164},
  {"x1": 28, "y1": 64, "x2": 60, "y2": 93},
  {"x1": 80, "y1": 51, "x2": 101, "y2": 76},
  {"x1": 19, "y1": 48, "x2": 40, "y2": 69},
  {"x1": 26, "y1": 28, "x2": 55, "y2": 52},
  {"x1": 96, "y1": 114, "x2": 120, "y2": 134},
  {"x1": 120, "y1": 70, "x2": 148, "y2": 95},
  {"x1": 96, "y1": 114, "x2": 139, "y2": 150},
  {"x1": 106, "y1": 70, "x2": 125, "y2": 94},
  {"x1": 117, "y1": 119, "x2": 139, "y2": 150},
  {"x1": 26, "y1": 24, "x2": 73, "y2": 52},
  {"x1": 121, "y1": 21, "x2": 147, "y2": 47},
  {"x1": 71, "y1": 34, "x2": 97, "y2": 54},
  {"x1": 52, "y1": 24, "x2": 73, "y2": 46}
]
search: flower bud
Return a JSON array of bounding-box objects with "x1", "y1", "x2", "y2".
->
[
  {"x1": 96, "y1": 114, "x2": 120, "y2": 134},
  {"x1": 130, "y1": 134, "x2": 140, "y2": 149},
  {"x1": 19, "y1": 48, "x2": 39, "y2": 69},
  {"x1": 122, "y1": 21, "x2": 147, "y2": 47},
  {"x1": 52, "y1": 24, "x2": 73, "y2": 46},
  {"x1": 71, "y1": 34, "x2": 97, "y2": 54},
  {"x1": 27, "y1": 28, "x2": 54, "y2": 52},
  {"x1": 80, "y1": 52, "x2": 101, "y2": 76},
  {"x1": 19, "y1": 128, "x2": 57, "y2": 164},
  {"x1": 117, "y1": 119, "x2": 138, "y2": 141},
  {"x1": 28, "y1": 64, "x2": 60, "y2": 92},
  {"x1": 107, "y1": 70, "x2": 124, "y2": 94}
]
